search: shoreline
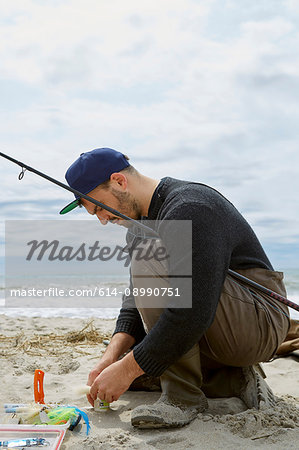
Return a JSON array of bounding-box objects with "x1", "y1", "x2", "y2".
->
[{"x1": 0, "y1": 291, "x2": 298, "y2": 320}]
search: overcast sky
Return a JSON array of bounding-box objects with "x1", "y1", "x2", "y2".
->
[{"x1": 0, "y1": 0, "x2": 299, "y2": 270}]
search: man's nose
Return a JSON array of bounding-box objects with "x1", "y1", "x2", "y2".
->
[{"x1": 96, "y1": 211, "x2": 109, "y2": 225}]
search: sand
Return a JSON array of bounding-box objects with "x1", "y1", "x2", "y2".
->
[{"x1": 0, "y1": 315, "x2": 298, "y2": 449}]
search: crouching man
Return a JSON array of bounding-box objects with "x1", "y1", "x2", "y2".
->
[{"x1": 60, "y1": 148, "x2": 290, "y2": 428}]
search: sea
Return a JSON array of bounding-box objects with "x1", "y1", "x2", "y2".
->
[{"x1": 0, "y1": 269, "x2": 298, "y2": 321}]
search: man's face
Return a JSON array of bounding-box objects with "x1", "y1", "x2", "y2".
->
[{"x1": 80, "y1": 185, "x2": 142, "y2": 226}]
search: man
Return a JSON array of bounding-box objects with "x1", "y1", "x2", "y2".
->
[{"x1": 60, "y1": 147, "x2": 290, "y2": 428}]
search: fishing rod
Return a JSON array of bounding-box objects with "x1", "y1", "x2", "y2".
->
[
  {"x1": 1, "y1": 151, "x2": 298, "y2": 313},
  {"x1": 228, "y1": 269, "x2": 299, "y2": 313},
  {"x1": 0, "y1": 151, "x2": 159, "y2": 238}
]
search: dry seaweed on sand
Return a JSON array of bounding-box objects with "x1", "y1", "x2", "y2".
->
[{"x1": 0, "y1": 320, "x2": 111, "y2": 357}]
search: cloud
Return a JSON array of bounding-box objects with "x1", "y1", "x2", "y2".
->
[
  {"x1": 0, "y1": 0, "x2": 209, "y2": 87},
  {"x1": 0, "y1": 0, "x2": 299, "y2": 269}
]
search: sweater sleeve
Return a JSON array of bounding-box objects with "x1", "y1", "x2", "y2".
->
[
  {"x1": 133, "y1": 202, "x2": 232, "y2": 376},
  {"x1": 113, "y1": 268, "x2": 146, "y2": 344}
]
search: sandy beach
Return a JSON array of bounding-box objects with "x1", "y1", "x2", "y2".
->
[{"x1": 0, "y1": 315, "x2": 298, "y2": 449}]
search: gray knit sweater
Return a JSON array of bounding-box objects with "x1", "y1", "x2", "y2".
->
[{"x1": 113, "y1": 177, "x2": 273, "y2": 376}]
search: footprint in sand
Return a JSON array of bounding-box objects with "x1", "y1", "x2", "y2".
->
[{"x1": 58, "y1": 359, "x2": 80, "y2": 374}]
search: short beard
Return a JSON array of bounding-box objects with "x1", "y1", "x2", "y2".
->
[{"x1": 110, "y1": 188, "x2": 142, "y2": 221}]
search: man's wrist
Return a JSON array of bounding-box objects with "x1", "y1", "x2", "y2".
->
[
  {"x1": 101, "y1": 332, "x2": 135, "y2": 363},
  {"x1": 121, "y1": 350, "x2": 145, "y2": 379}
]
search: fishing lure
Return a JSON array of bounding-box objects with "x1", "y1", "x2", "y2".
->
[{"x1": 0, "y1": 437, "x2": 49, "y2": 447}]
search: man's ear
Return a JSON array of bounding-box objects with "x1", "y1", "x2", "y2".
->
[{"x1": 110, "y1": 172, "x2": 127, "y2": 190}]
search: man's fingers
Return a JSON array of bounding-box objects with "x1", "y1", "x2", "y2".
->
[
  {"x1": 87, "y1": 369, "x2": 100, "y2": 386},
  {"x1": 87, "y1": 391, "x2": 115, "y2": 405},
  {"x1": 89, "y1": 382, "x2": 112, "y2": 403},
  {"x1": 89, "y1": 384, "x2": 98, "y2": 401},
  {"x1": 87, "y1": 393, "x2": 94, "y2": 406},
  {"x1": 88, "y1": 381, "x2": 121, "y2": 404}
]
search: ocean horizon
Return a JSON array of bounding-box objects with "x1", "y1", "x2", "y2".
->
[{"x1": 0, "y1": 268, "x2": 298, "y2": 321}]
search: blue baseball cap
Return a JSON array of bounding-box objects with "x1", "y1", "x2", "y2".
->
[{"x1": 59, "y1": 148, "x2": 130, "y2": 214}]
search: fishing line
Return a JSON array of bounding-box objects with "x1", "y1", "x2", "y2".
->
[{"x1": 1, "y1": 151, "x2": 299, "y2": 313}]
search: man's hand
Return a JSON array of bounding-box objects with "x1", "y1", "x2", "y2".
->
[
  {"x1": 88, "y1": 351, "x2": 145, "y2": 404},
  {"x1": 86, "y1": 332, "x2": 136, "y2": 405},
  {"x1": 86, "y1": 357, "x2": 114, "y2": 405}
]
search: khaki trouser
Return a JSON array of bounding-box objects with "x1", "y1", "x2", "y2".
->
[
  {"x1": 276, "y1": 319, "x2": 299, "y2": 355},
  {"x1": 131, "y1": 240, "x2": 290, "y2": 407}
]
